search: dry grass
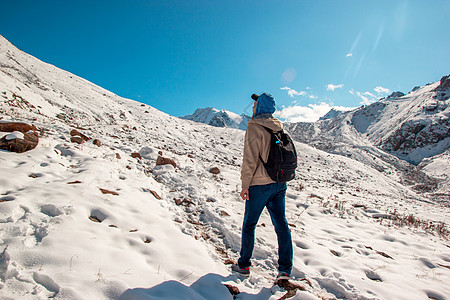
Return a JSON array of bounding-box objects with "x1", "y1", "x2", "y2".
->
[{"x1": 388, "y1": 210, "x2": 449, "y2": 239}]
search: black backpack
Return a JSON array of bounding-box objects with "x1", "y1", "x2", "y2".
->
[{"x1": 259, "y1": 125, "x2": 297, "y2": 183}]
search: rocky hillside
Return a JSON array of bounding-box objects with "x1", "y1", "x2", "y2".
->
[{"x1": 181, "y1": 107, "x2": 251, "y2": 130}]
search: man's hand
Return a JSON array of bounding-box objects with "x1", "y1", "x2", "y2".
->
[{"x1": 240, "y1": 189, "x2": 249, "y2": 200}]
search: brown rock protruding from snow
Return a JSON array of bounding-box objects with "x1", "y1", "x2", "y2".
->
[
  {"x1": 70, "y1": 129, "x2": 90, "y2": 142},
  {"x1": 131, "y1": 152, "x2": 142, "y2": 160},
  {"x1": 0, "y1": 123, "x2": 39, "y2": 153},
  {"x1": 156, "y1": 155, "x2": 177, "y2": 168},
  {"x1": 0, "y1": 122, "x2": 37, "y2": 133},
  {"x1": 210, "y1": 167, "x2": 220, "y2": 174}
]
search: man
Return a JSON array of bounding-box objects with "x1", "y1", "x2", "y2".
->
[{"x1": 232, "y1": 93, "x2": 293, "y2": 280}]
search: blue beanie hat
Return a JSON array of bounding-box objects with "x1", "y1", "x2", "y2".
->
[{"x1": 254, "y1": 93, "x2": 276, "y2": 117}]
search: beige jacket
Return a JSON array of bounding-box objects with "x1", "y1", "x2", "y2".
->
[{"x1": 240, "y1": 116, "x2": 283, "y2": 190}]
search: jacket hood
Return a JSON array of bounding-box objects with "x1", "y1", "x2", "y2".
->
[
  {"x1": 254, "y1": 93, "x2": 276, "y2": 117},
  {"x1": 249, "y1": 117, "x2": 283, "y2": 132}
]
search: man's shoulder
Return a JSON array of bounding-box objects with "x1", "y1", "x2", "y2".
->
[{"x1": 249, "y1": 117, "x2": 283, "y2": 132}]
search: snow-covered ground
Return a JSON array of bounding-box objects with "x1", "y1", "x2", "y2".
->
[{"x1": 1, "y1": 35, "x2": 449, "y2": 299}]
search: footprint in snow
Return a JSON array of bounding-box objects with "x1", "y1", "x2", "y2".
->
[
  {"x1": 419, "y1": 257, "x2": 437, "y2": 269},
  {"x1": 295, "y1": 240, "x2": 310, "y2": 249},
  {"x1": 33, "y1": 272, "x2": 60, "y2": 296},
  {"x1": 0, "y1": 195, "x2": 16, "y2": 202},
  {"x1": 365, "y1": 270, "x2": 382, "y2": 282},
  {"x1": 425, "y1": 290, "x2": 447, "y2": 300},
  {"x1": 40, "y1": 204, "x2": 63, "y2": 217},
  {"x1": 89, "y1": 208, "x2": 109, "y2": 223},
  {"x1": 29, "y1": 173, "x2": 44, "y2": 178}
]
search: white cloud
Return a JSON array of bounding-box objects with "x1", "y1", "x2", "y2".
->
[
  {"x1": 350, "y1": 89, "x2": 379, "y2": 105},
  {"x1": 274, "y1": 102, "x2": 355, "y2": 123},
  {"x1": 363, "y1": 91, "x2": 377, "y2": 99},
  {"x1": 326, "y1": 84, "x2": 344, "y2": 91},
  {"x1": 349, "y1": 86, "x2": 391, "y2": 106},
  {"x1": 346, "y1": 53, "x2": 353, "y2": 57},
  {"x1": 280, "y1": 86, "x2": 307, "y2": 98},
  {"x1": 374, "y1": 86, "x2": 391, "y2": 94}
]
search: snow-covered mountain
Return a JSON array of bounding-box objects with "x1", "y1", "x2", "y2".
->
[
  {"x1": 1, "y1": 35, "x2": 449, "y2": 299},
  {"x1": 181, "y1": 107, "x2": 251, "y2": 130},
  {"x1": 284, "y1": 80, "x2": 450, "y2": 202},
  {"x1": 319, "y1": 108, "x2": 345, "y2": 121}
]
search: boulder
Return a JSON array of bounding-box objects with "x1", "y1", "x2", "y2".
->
[
  {"x1": 93, "y1": 139, "x2": 102, "y2": 147},
  {"x1": 156, "y1": 155, "x2": 177, "y2": 168},
  {"x1": 0, "y1": 131, "x2": 38, "y2": 153},
  {"x1": 70, "y1": 136, "x2": 86, "y2": 144},
  {"x1": 210, "y1": 167, "x2": 220, "y2": 174},
  {"x1": 70, "y1": 129, "x2": 90, "y2": 142},
  {"x1": 131, "y1": 152, "x2": 142, "y2": 160},
  {"x1": 0, "y1": 122, "x2": 37, "y2": 133},
  {"x1": 224, "y1": 284, "x2": 240, "y2": 296}
]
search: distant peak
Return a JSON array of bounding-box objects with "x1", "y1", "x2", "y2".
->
[
  {"x1": 180, "y1": 107, "x2": 251, "y2": 130},
  {"x1": 319, "y1": 108, "x2": 345, "y2": 121},
  {"x1": 436, "y1": 74, "x2": 450, "y2": 90},
  {"x1": 387, "y1": 91, "x2": 405, "y2": 99}
]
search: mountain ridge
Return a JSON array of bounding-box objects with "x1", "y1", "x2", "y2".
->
[{"x1": 180, "y1": 107, "x2": 251, "y2": 130}]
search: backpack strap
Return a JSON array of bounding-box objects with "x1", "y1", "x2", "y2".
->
[{"x1": 257, "y1": 124, "x2": 281, "y2": 164}]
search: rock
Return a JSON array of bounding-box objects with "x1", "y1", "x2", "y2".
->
[
  {"x1": 156, "y1": 155, "x2": 177, "y2": 168},
  {"x1": 174, "y1": 198, "x2": 194, "y2": 206},
  {"x1": 0, "y1": 122, "x2": 37, "y2": 133},
  {"x1": 275, "y1": 279, "x2": 307, "y2": 298},
  {"x1": 131, "y1": 152, "x2": 142, "y2": 160},
  {"x1": 70, "y1": 136, "x2": 86, "y2": 144},
  {"x1": 210, "y1": 167, "x2": 220, "y2": 174},
  {"x1": 0, "y1": 131, "x2": 38, "y2": 153},
  {"x1": 436, "y1": 74, "x2": 450, "y2": 90},
  {"x1": 93, "y1": 139, "x2": 102, "y2": 147},
  {"x1": 116, "y1": 153, "x2": 121, "y2": 159},
  {"x1": 89, "y1": 215, "x2": 103, "y2": 223},
  {"x1": 224, "y1": 259, "x2": 236, "y2": 265},
  {"x1": 149, "y1": 190, "x2": 162, "y2": 200},
  {"x1": 99, "y1": 188, "x2": 119, "y2": 195},
  {"x1": 224, "y1": 284, "x2": 240, "y2": 296},
  {"x1": 70, "y1": 129, "x2": 90, "y2": 141},
  {"x1": 387, "y1": 91, "x2": 405, "y2": 99},
  {"x1": 67, "y1": 180, "x2": 82, "y2": 184},
  {"x1": 220, "y1": 210, "x2": 230, "y2": 217}
]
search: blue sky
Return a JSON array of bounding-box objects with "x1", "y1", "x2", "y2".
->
[{"x1": 1, "y1": 0, "x2": 449, "y2": 121}]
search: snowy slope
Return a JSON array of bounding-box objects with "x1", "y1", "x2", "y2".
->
[
  {"x1": 1, "y1": 35, "x2": 449, "y2": 300},
  {"x1": 353, "y1": 81, "x2": 449, "y2": 164},
  {"x1": 181, "y1": 107, "x2": 251, "y2": 130}
]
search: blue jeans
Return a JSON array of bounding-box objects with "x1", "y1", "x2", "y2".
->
[{"x1": 238, "y1": 182, "x2": 293, "y2": 274}]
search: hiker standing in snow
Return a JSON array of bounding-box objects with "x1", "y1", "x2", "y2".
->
[{"x1": 232, "y1": 93, "x2": 295, "y2": 280}]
